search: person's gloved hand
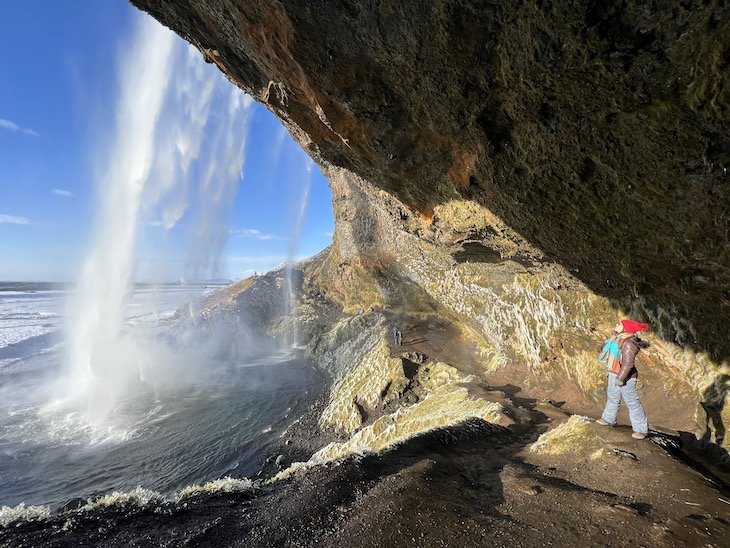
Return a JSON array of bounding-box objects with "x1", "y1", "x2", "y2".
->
[{"x1": 615, "y1": 378, "x2": 625, "y2": 387}]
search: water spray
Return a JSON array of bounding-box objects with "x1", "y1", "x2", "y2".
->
[{"x1": 48, "y1": 14, "x2": 252, "y2": 423}]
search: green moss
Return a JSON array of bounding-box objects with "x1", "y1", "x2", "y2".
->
[
  {"x1": 433, "y1": 199, "x2": 493, "y2": 233},
  {"x1": 337, "y1": 269, "x2": 386, "y2": 315},
  {"x1": 530, "y1": 415, "x2": 605, "y2": 457},
  {"x1": 275, "y1": 361, "x2": 503, "y2": 482},
  {"x1": 314, "y1": 383, "x2": 502, "y2": 463},
  {"x1": 560, "y1": 350, "x2": 607, "y2": 395},
  {"x1": 319, "y1": 338, "x2": 408, "y2": 433},
  {"x1": 415, "y1": 361, "x2": 466, "y2": 391},
  {"x1": 316, "y1": 243, "x2": 388, "y2": 314},
  {"x1": 313, "y1": 314, "x2": 370, "y2": 354}
]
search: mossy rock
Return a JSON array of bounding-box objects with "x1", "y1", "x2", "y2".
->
[
  {"x1": 314, "y1": 381, "x2": 503, "y2": 464},
  {"x1": 319, "y1": 337, "x2": 408, "y2": 434},
  {"x1": 530, "y1": 415, "x2": 605, "y2": 457}
]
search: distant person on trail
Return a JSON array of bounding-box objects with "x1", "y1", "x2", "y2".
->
[
  {"x1": 596, "y1": 319, "x2": 651, "y2": 439},
  {"x1": 393, "y1": 327, "x2": 402, "y2": 346}
]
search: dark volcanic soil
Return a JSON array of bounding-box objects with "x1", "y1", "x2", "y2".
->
[
  {"x1": 3, "y1": 400, "x2": 729, "y2": 546},
  {"x1": 2, "y1": 315, "x2": 729, "y2": 547}
]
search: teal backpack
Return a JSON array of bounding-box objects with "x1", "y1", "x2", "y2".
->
[{"x1": 598, "y1": 334, "x2": 625, "y2": 374}]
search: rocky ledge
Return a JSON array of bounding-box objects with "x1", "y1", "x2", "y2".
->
[{"x1": 4, "y1": 252, "x2": 729, "y2": 546}]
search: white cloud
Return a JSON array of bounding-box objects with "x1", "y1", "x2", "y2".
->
[
  {"x1": 0, "y1": 118, "x2": 39, "y2": 137},
  {"x1": 52, "y1": 188, "x2": 74, "y2": 198},
  {"x1": 231, "y1": 228, "x2": 285, "y2": 241},
  {"x1": 0, "y1": 214, "x2": 30, "y2": 225},
  {"x1": 0, "y1": 119, "x2": 20, "y2": 131},
  {"x1": 324, "y1": 231, "x2": 333, "y2": 238}
]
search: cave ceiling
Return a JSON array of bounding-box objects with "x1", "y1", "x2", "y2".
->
[{"x1": 131, "y1": 0, "x2": 730, "y2": 360}]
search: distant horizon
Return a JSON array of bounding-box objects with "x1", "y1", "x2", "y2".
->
[
  {"x1": 0, "y1": 247, "x2": 328, "y2": 285},
  {"x1": 0, "y1": 279, "x2": 233, "y2": 286}
]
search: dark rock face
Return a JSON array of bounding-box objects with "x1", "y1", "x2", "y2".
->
[{"x1": 131, "y1": 0, "x2": 729, "y2": 359}]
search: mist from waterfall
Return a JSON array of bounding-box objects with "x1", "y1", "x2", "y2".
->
[
  {"x1": 50, "y1": 15, "x2": 252, "y2": 422},
  {"x1": 0, "y1": 9, "x2": 334, "y2": 512}
]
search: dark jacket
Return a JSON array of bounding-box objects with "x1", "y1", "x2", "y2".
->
[{"x1": 616, "y1": 335, "x2": 649, "y2": 383}]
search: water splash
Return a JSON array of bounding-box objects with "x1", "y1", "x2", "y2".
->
[
  {"x1": 49, "y1": 14, "x2": 252, "y2": 422},
  {"x1": 283, "y1": 159, "x2": 314, "y2": 346}
]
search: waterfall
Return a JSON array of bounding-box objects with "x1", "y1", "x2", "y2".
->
[
  {"x1": 283, "y1": 160, "x2": 314, "y2": 347},
  {"x1": 49, "y1": 14, "x2": 252, "y2": 422}
]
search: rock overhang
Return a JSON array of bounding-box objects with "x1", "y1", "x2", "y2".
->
[{"x1": 131, "y1": 0, "x2": 729, "y2": 361}]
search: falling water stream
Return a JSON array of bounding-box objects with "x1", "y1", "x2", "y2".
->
[
  {"x1": 284, "y1": 160, "x2": 314, "y2": 347},
  {"x1": 0, "y1": 14, "x2": 321, "y2": 511},
  {"x1": 52, "y1": 16, "x2": 253, "y2": 421}
]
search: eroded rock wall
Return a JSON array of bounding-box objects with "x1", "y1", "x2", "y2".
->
[
  {"x1": 317, "y1": 166, "x2": 709, "y2": 430},
  {"x1": 132, "y1": 0, "x2": 728, "y2": 361},
  {"x1": 129, "y1": 1, "x2": 729, "y2": 440}
]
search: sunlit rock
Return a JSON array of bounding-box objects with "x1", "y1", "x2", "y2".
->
[
  {"x1": 130, "y1": 0, "x2": 730, "y2": 447},
  {"x1": 530, "y1": 415, "x2": 605, "y2": 456}
]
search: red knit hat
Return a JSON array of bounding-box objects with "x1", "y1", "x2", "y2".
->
[{"x1": 621, "y1": 319, "x2": 649, "y2": 334}]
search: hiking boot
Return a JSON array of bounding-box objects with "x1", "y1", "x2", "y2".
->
[
  {"x1": 595, "y1": 419, "x2": 611, "y2": 426},
  {"x1": 632, "y1": 432, "x2": 647, "y2": 440}
]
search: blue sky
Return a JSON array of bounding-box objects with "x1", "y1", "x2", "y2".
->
[{"x1": 0, "y1": 1, "x2": 333, "y2": 282}]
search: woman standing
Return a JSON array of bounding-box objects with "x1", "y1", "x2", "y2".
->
[{"x1": 596, "y1": 319, "x2": 651, "y2": 439}]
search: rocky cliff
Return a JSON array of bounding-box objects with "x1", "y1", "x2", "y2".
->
[
  {"x1": 132, "y1": 0, "x2": 728, "y2": 362},
  {"x1": 129, "y1": 0, "x2": 728, "y2": 435},
  {"x1": 1, "y1": 3, "x2": 728, "y2": 543}
]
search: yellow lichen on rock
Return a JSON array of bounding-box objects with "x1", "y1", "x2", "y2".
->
[
  {"x1": 530, "y1": 415, "x2": 605, "y2": 456},
  {"x1": 315, "y1": 240, "x2": 387, "y2": 315},
  {"x1": 432, "y1": 199, "x2": 534, "y2": 259},
  {"x1": 415, "y1": 360, "x2": 467, "y2": 391},
  {"x1": 314, "y1": 383, "x2": 502, "y2": 463},
  {"x1": 275, "y1": 362, "x2": 503, "y2": 483},
  {"x1": 433, "y1": 199, "x2": 495, "y2": 233},
  {"x1": 319, "y1": 337, "x2": 407, "y2": 433},
  {"x1": 559, "y1": 350, "x2": 607, "y2": 395}
]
